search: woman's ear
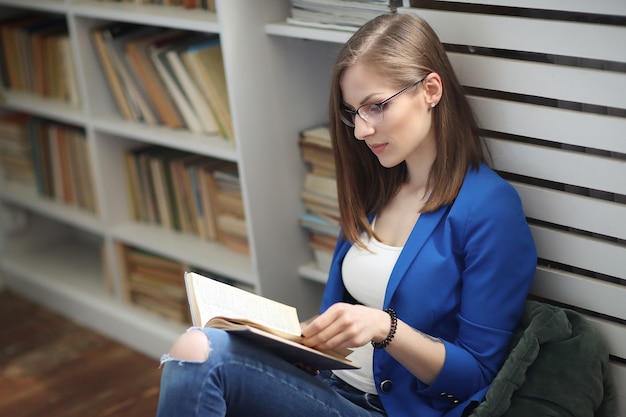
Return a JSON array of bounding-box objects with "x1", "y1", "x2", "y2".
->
[{"x1": 423, "y1": 72, "x2": 443, "y2": 108}]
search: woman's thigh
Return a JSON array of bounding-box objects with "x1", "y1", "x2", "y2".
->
[{"x1": 157, "y1": 328, "x2": 385, "y2": 417}]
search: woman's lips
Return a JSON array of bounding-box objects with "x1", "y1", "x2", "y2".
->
[{"x1": 368, "y1": 143, "x2": 387, "y2": 155}]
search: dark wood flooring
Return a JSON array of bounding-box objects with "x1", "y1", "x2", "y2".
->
[{"x1": 0, "y1": 290, "x2": 163, "y2": 417}]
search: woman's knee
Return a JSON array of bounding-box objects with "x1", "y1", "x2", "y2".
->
[{"x1": 168, "y1": 329, "x2": 211, "y2": 362}]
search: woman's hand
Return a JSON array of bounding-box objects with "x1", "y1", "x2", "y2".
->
[{"x1": 300, "y1": 303, "x2": 390, "y2": 351}]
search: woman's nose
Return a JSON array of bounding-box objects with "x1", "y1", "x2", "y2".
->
[{"x1": 353, "y1": 116, "x2": 374, "y2": 140}]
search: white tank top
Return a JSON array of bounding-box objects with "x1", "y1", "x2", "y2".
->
[{"x1": 333, "y1": 224, "x2": 403, "y2": 394}]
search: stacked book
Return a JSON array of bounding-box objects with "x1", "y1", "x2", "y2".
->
[
  {"x1": 116, "y1": 243, "x2": 254, "y2": 323},
  {"x1": 0, "y1": 113, "x2": 35, "y2": 186},
  {"x1": 0, "y1": 113, "x2": 97, "y2": 213},
  {"x1": 298, "y1": 125, "x2": 340, "y2": 271},
  {"x1": 117, "y1": 244, "x2": 190, "y2": 323},
  {"x1": 288, "y1": 0, "x2": 402, "y2": 31},
  {"x1": 124, "y1": 146, "x2": 248, "y2": 252},
  {"x1": 212, "y1": 163, "x2": 249, "y2": 255},
  {"x1": 96, "y1": 0, "x2": 216, "y2": 11},
  {"x1": 91, "y1": 23, "x2": 234, "y2": 142},
  {"x1": 0, "y1": 14, "x2": 80, "y2": 106}
]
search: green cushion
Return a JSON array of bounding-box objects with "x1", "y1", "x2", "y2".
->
[{"x1": 468, "y1": 301, "x2": 617, "y2": 417}]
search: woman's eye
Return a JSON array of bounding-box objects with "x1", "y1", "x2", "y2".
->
[{"x1": 366, "y1": 104, "x2": 382, "y2": 115}]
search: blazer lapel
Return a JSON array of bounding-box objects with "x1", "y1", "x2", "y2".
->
[{"x1": 383, "y1": 204, "x2": 450, "y2": 306}]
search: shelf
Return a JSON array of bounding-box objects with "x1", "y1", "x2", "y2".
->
[
  {"x1": 0, "y1": 91, "x2": 85, "y2": 126},
  {"x1": 4, "y1": 234, "x2": 104, "y2": 291},
  {"x1": 70, "y1": 0, "x2": 220, "y2": 33},
  {"x1": 91, "y1": 114, "x2": 238, "y2": 162},
  {"x1": 298, "y1": 261, "x2": 329, "y2": 284},
  {"x1": 265, "y1": 22, "x2": 352, "y2": 44},
  {"x1": 1, "y1": 236, "x2": 185, "y2": 359},
  {"x1": 0, "y1": 182, "x2": 104, "y2": 235},
  {"x1": 0, "y1": 0, "x2": 65, "y2": 13},
  {"x1": 111, "y1": 221, "x2": 256, "y2": 287}
]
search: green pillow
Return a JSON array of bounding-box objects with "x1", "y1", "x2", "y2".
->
[{"x1": 468, "y1": 301, "x2": 617, "y2": 417}]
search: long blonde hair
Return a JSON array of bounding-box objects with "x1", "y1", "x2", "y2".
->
[{"x1": 329, "y1": 13, "x2": 485, "y2": 245}]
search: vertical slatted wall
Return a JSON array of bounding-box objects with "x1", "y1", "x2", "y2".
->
[{"x1": 403, "y1": 1, "x2": 625, "y2": 413}]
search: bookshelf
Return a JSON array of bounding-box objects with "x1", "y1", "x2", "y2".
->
[{"x1": 0, "y1": 0, "x2": 337, "y2": 359}]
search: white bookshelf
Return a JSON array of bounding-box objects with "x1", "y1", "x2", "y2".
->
[{"x1": 0, "y1": 0, "x2": 332, "y2": 359}]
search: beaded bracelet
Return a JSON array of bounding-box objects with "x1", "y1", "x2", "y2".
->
[{"x1": 371, "y1": 308, "x2": 397, "y2": 349}]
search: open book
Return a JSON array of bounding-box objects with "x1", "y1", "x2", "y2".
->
[{"x1": 184, "y1": 271, "x2": 359, "y2": 370}]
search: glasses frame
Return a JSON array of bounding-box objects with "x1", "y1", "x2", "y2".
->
[{"x1": 340, "y1": 77, "x2": 426, "y2": 127}]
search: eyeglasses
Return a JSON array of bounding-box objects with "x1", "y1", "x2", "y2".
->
[{"x1": 340, "y1": 78, "x2": 425, "y2": 127}]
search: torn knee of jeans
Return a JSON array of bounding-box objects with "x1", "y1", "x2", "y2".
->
[{"x1": 160, "y1": 328, "x2": 210, "y2": 366}]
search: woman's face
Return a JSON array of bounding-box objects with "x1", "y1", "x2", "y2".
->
[{"x1": 340, "y1": 62, "x2": 437, "y2": 170}]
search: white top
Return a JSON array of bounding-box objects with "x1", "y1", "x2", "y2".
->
[{"x1": 332, "y1": 223, "x2": 403, "y2": 394}]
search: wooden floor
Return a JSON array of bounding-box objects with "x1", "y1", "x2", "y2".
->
[{"x1": 0, "y1": 290, "x2": 163, "y2": 417}]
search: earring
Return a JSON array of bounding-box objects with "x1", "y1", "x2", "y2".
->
[{"x1": 431, "y1": 102, "x2": 437, "y2": 108}]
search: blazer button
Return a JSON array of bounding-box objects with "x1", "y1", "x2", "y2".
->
[{"x1": 380, "y1": 380, "x2": 393, "y2": 393}]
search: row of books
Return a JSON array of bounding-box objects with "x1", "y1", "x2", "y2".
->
[
  {"x1": 124, "y1": 145, "x2": 249, "y2": 254},
  {"x1": 0, "y1": 14, "x2": 80, "y2": 106},
  {"x1": 288, "y1": 0, "x2": 402, "y2": 31},
  {"x1": 298, "y1": 125, "x2": 340, "y2": 271},
  {"x1": 0, "y1": 112, "x2": 97, "y2": 213},
  {"x1": 91, "y1": 22, "x2": 234, "y2": 142},
  {"x1": 118, "y1": 243, "x2": 189, "y2": 322},
  {"x1": 96, "y1": 0, "x2": 216, "y2": 11},
  {"x1": 116, "y1": 243, "x2": 252, "y2": 323}
]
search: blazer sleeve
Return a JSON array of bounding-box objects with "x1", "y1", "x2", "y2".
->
[{"x1": 418, "y1": 176, "x2": 537, "y2": 402}]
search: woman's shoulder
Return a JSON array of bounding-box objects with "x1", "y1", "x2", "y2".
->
[{"x1": 454, "y1": 163, "x2": 524, "y2": 214}]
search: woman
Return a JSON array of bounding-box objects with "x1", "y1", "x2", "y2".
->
[{"x1": 156, "y1": 12, "x2": 536, "y2": 417}]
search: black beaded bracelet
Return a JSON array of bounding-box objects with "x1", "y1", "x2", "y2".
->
[{"x1": 371, "y1": 308, "x2": 397, "y2": 349}]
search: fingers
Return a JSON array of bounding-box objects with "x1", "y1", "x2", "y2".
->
[
  {"x1": 300, "y1": 304, "x2": 346, "y2": 349},
  {"x1": 301, "y1": 303, "x2": 375, "y2": 350}
]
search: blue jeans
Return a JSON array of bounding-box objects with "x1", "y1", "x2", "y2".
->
[{"x1": 157, "y1": 328, "x2": 386, "y2": 417}]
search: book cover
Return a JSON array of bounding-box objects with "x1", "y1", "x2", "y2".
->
[
  {"x1": 102, "y1": 23, "x2": 160, "y2": 124},
  {"x1": 27, "y1": 119, "x2": 53, "y2": 197},
  {"x1": 124, "y1": 29, "x2": 186, "y2": 128},
  {"x1": 165, "y1": 152, "x2": 204, "y2": 233},
  {"x1": 166, "y1": 43, "x2": 221, "y2": 135},
  {"x1": 149, "y1": 31, "x2": 204, "y2": 133},
  {"x1": 124, "y1": 149, "x2": 145, "y2": 221},
  {"x1": 65, "y1": 129, "x2": 84, "y2": 208},
  {"x1": 44, "y1": 32, "x2": 66, "y2": 99},
  {"x1": 92, "y1": 27, "x2": 135, "y2": 120},
  {"x1": 160, "y1": 36, "x2": 220, "y2": 134},
  {"x1": 146, "y1": 147, "x2": 191, "y2": 228},
  {"x1": 182, "y1": 39, "x2": 234, "y2": 142},
  {"x1": 195, "y1": 158, "x2": 229, "y2": 241},
  {"x1": 59, "y1": 36, "x2": 80, "y2": 106},
  {"x1": 186, "y1": 162, "x2": 208, "y2": 239},
  {"x1": 131, "y1": 145, "x2": 169, "y2": 224}
]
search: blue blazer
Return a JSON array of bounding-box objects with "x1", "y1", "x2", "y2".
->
[{"x1": 321, "y1": 164, "x2": 537, "y2": 417}]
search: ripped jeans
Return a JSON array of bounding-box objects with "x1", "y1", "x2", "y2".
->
[{"x1": 156, "y1": 327, "x2": 386, "y2": 417}]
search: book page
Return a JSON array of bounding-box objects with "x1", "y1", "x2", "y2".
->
[{"x1": 185, "y1": 272, "x2": 302, "y2": 336}]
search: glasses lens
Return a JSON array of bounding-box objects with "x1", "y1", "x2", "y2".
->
[{"x1": 359, "y1": 104, "x2": 384, "y2": 124}]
